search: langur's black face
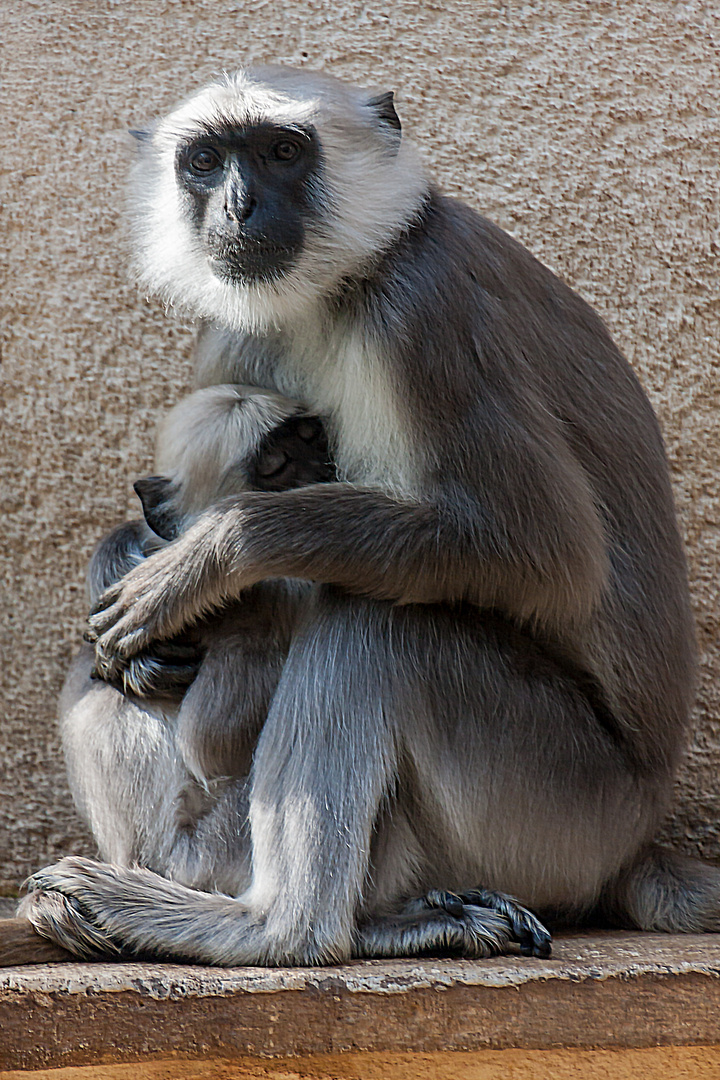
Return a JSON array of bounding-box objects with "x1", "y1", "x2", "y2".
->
[
  {"x1": 245, "y1": 413, "x2": 336, "y2": 493},
  {"x1": 176, "y1": 123, "x2": 322, "y2": 284}
]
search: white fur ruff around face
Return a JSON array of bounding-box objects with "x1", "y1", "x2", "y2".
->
[{"x1": 130, "y1": 66, "x2": 429, "y2": 333}]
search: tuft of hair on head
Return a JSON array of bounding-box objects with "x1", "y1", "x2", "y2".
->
[
  {"x1": 128, "y1": 66, "x2": 429, "y2": 332},
  {"x1": 154, "y1": 385, "x2": 304, "y2": 518}
]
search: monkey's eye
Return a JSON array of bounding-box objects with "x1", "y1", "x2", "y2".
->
[
  {"x1": 295, "y1": 418, "x2": 323, "y2": 442},
  {"x1": 270, "y1": 139, "x2": 301, "y2": 163},
  {"x1": 189, "y1": 147, "x2": 223, "y2": 174},
  {"x1": 256, "y1": 450, "x2": 291, "y2": 478}
]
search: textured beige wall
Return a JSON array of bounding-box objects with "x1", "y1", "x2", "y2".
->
[{"x1": 1, "y1": 0, "x2": 719, "y2": 889}]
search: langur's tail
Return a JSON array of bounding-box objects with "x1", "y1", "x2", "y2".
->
[{"x1": 603, "y1": 844, "x2": 720, "y2": 932}]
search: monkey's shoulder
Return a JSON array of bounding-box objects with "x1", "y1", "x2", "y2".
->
[
  {"x1": 368, "y1": 192, "x2": 645, "y2": 404},
  {"x1": 406, "y1": 192, "x2": 613, "y2": 340},
  {"x1": 356, "y1": 191, "x2": 669, "y2": 488}
]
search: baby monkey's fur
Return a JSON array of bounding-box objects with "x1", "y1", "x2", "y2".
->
[
  {"x1": 92, "y1": 384, "x2": 334, "y2": 783},
  {"x1": 32, "y1": 385, "x2": 335, "y2": 937}
]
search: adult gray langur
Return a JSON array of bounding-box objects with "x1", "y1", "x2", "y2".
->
[{"x1": 9, "y1": 65, "x2": 717, "y2": 967}]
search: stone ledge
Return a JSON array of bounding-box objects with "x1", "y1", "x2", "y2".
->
[{"x1": 2, "y1": 932, "x2": 720, "y2": 1073}]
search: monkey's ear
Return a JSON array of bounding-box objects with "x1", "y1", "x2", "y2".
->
[
  {"x1": 366, "y1": 91, "x2": 401, "y2": 137},
  {"x1": 133, "y1": 475, "x2": 180, "y2": 540},
  {"x1": 134, "y1": 474, "x2": 175, "y2": 511}
]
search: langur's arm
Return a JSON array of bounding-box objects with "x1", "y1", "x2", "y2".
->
[{"x1": 87, "y1": 417, "x2": 608, "y2": 680}]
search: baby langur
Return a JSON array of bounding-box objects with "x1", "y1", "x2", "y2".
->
[{"x1": 91, "y1": 384, "x2": 335, "y2": 785}]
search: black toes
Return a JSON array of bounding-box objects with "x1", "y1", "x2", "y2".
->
[
  {"x1": 516, "y1": 925, "x2": 552, "y2": 959},
  {"x1": 459, "y1": 888, "x2": 552, "y2": 959},
  {"x1": 525, "y1": 926, "x2": 552, "y2": 959},
  {"x1": 441, "y1": 893, "x2": 465, "y2": 919},
  {"x1": 88, "y1": 634, "x2": 204, "y2": 696},
  {"x1": 425, "y1": 889, "x2": 465, "y2": 919}
]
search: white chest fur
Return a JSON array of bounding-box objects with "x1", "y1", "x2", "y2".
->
[
  {"x1": 279, "y1": 323, "x2": 418, "y2": 497},
  {"x1": 195, "y1": 319, "x2": 420, "y2": 497}
]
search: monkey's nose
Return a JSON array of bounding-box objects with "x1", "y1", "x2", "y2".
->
[{"x1": 225, "y1": 194, "x2": 257, "y2": 223}]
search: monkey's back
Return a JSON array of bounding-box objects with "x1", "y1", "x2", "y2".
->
[{"x1": 362, "y1": 194, "x2": 695, "y2": 779}]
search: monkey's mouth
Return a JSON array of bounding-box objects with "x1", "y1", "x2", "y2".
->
[{"x1": 207, "y1": 238, "x2": 295, "y2": 285}]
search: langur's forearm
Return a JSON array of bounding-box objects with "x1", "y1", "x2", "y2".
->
[{"x1": 199, "y1": 484, "x2": 607, "y2": 625}]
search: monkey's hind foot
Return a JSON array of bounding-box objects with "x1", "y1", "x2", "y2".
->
[
  {"x1": 355, "y1": 889, "x2": 526, "y2": 960},
  {"x1": 18, "y1": 878, "x2": 122, "y2": 961},
  {"x1": 453, "y1": 888, "x2": 552, "y2": 958}
]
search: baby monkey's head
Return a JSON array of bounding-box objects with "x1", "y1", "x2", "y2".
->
[{"x1": 134, "y1": 384, "x2": 335, "y2": 542}]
